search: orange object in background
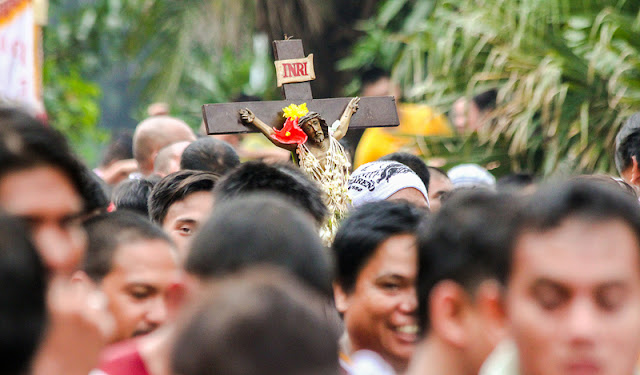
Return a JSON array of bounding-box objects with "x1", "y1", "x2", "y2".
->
[{"x1": 354, "y1": 103, "x2": 452, "y2": 168}]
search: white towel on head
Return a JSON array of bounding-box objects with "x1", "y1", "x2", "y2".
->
[
  {"x1": 348, "y1": 161, "x2": 429, "y2": 208},
  {"x1": 448, "y1": 163, "x2": 496, "y2": 188}
]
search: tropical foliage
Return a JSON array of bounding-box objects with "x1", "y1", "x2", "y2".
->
[{"x1": 344, "y1": 0, "x2": 640, "y2": 176}]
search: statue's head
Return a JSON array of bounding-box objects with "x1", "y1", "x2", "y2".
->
[{"x1": 299, "y1": 112, "x2": 328, "y2": 143}]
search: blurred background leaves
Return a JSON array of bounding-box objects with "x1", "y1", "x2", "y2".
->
[
  {"x1": 44, "y1": 0, "x2": 640, "y2": 174},
  {"x1": 343, "y1": 0, "x2": 640, "y2": 176}
]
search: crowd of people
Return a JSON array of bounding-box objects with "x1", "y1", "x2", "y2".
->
[{"x1": 3, "y1": 102, "x2": 640, "y2": 375}]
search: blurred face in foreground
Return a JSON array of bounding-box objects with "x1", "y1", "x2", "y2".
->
[
  {"x1": 100, "y1": 239, "x2": 178, "y2": 343},
  {"x1": 0, "y1": 166, "x2": 86, "y2": 276},
  {"x1": 335, "y1": 234, "x2": 419, "y2": 372},
  {"x1": 504, "y1": 218, "x2": 640, "y2": 375}
]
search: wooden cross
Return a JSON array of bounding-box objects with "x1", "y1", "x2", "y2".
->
[{"x1": 201, "y1": 39, "x2": 399, "y2": 135}]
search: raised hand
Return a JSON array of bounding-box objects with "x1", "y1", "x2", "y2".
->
[
  {"x1": 239, "y1": 108, "x2": 255, "y2": 124},
  {"x1": 348, "y1": 97, "x2": 360, "y2": 113}
]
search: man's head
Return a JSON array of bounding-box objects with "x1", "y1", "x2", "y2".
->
[
  {"x1": 0, "y1": 108, "x2": 89, "y2": 276},
  {"x1": 503, "y1": 180, "x2": 640, "y2": 375},
  {"x1": 153, "y1": 141, "x2": 191, "y2": 177},
  {"x1": 615, "y1": 112, "x2": 640, "y2": 187},
  {"x1": 100, "y1": 131, "x2": 133, "y2": 168},
  {"x1": 332, "y1": 200, "x2": 426, "y2": 372},
  {"x1": 79, "y1": 211, "x2": 179, "y2": 343},
  {"x1": 213, "y1": 161, "x2": 327, "y2": 227},
  {"x1": 111, "y1": 178, "x2": 157, "y2": 217},
  {"x1": 497, "y1": 172, "x2": 537, "y2": 194},
  {"x1": 426, "y1": 167, "x2": 453, "y2": 212},
  {"x1": 148, "y1": 170, "x2": 218, "y2": 258},
  {"x1": 171, "y1": 268, "x2": 339, "y2": 375},
  {"x1": 133, "y1": 116, "x2": 196, "y2": 176},
  {"x1": 416, "y1": 190, "x2": 518, "y2": 374},
  {"x1": 379, "y1": 152, "x2": 430, "y2": 190},
  {"x1": 360, "y1": 67, "x2": 402, "y2": 99},
  {"x1": 185, "y1": 193, "x2": 332, "y2": 297},
  {"x1": 180, "y1": 137, "x2": 240, "y2": 175},
  {"x1": 299, "y1": 112, "x2": 328, "y2": 143},
  {"x1": 452, "y1": 89, "x2": 497, "y2": 133},
  {"x1": 0, "y1": 214, "x2": 47, "y2": 375},
  {"x1": 348, "y1": 161, "x2": 430, "y2": 209}
]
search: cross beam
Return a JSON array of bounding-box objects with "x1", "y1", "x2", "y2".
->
[{"x1": 202, "y1": 39, "x2": 399, "y2": 135}]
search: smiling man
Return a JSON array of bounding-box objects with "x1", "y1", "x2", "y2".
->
[
  {"x1": 75, "y1": 211, "x2": 180, "y2": 343},
  {"x1": 332, "y1": 200, "x2": 426, "y2": 374},
  {"x1": 148, "y1": 170, "x2": 219, "y2": 259},
  {"x1": 484, "y1": 180, "x2": 640, "y2": 375}
]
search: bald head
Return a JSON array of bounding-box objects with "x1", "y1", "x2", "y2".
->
[
  {"x1": 133, "y1": 116, "x2": 196, "y2": 176},
  {"x1": 154, "y1": 141, "x2": 191, "y2": 177}
]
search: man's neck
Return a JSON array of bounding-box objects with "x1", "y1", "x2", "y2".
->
[
  {"x1": 339, "y1": 333, "x2": 409, "y2": 374},
  {"x1": 138, "y1": 324, "x2": 175, "y2": 375},
  {"x1": 406, "y1": 336, "x2": 470, "y2": 375}
]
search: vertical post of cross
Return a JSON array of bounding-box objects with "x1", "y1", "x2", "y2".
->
[{"x1": 272, "y1": 39, "x2": 313, "y2": 100}]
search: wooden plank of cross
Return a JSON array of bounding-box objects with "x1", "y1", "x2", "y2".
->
[{"x1": 201, "y1": 38, "x2": 399, "y2": 135}]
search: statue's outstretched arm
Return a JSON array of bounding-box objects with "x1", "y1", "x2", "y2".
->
[
  {"x1": 332, "y1": 97, "x2": 360, "y2": 141},
  {"x1": 239, "y1": 109, "x2": 296, "y2": 152}
]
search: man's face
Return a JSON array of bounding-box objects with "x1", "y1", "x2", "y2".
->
[
  {"x1": 505, "y1": 218, "x2": 640, "y2": 375},
  {"x1": 162, "y1": 191, "x2": 214, "y2": 259},
  {"x1": 301, "y1": 118, "x2": 324, "y2": 143},
  {"x1": 387, "y1": 187, "x2": 429, "y2": 209},
  {"x1": 427, "y1": 174, "x2": 453, "y2": 212},
  {"x1": 100, "y1": 239, "x2": 178, "y2": 343},
  {"x1": 452, "y1": 98, "x2": 482, "y2": 133},
  {"x1": 0, "y1": 166, "x2": 86, "y2": 276},
  {"x1": 336, "y1": 234, "x2": 418, "y2": 371}
]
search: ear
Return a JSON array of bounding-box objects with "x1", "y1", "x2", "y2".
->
[
  {"x1": 70, "y1": 270, "x2": 95, "y2": 286},
  {"x1": 429, "y1": 280, "x2": 470, "y2": 348},
  {"x1": 474, "y1": 280, "x2": 508, "y2": 346},
  {"x1": 70, "y1": 270, "x2": 98, "y2": 295},
  {"x1": 333, "y1": 282, "x2": 350, "y2": 314},
  {"x1": 630, "y1": 156, "x2": 640, "y2": 185},
  {"x1": 166, "y1": 274, "x2": 190, "y2": 320}
]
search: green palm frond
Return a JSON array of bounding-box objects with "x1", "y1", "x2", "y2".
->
[{"x1": 345, "y1": 0, "x2": 640, "y2": 176}]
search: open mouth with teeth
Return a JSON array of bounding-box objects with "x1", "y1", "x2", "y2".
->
[{"x1": 395, "y1": 325, "x2": 419, "y2": 335}]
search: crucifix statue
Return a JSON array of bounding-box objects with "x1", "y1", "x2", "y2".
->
[{"x1": 201, "y1": 39, "x2": 399, "y2": 243}]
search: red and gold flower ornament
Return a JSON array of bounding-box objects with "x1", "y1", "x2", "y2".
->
[{"x1": 272, "y1": 103, "x2": 309, "y2": 144}]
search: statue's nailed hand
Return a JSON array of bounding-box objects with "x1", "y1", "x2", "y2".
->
[
  {"x1": 239, "y1": 108, "x2": 255, "y2": 123},
  {"x1": 348, "y1": 97, "x2": 360, "y2": 113}
]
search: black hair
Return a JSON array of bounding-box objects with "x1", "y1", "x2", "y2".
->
[
  {"x1": 180, "y1": 137, "x2": 240, "y2": 175},
  {"x1": 332, "y1": 200, "x2": 425, "y2": 293},
  {"x1": 416, "y1": 190, "x2": 519, "y2": 335},
  {"x1": 507, "y1": 179, "x2": 640, "y2": 285},
  {"x1": 171, "y1": 268, "x2": 339, "y2": 375},
  {"x1": 472, "y1": 89, "x2": 498, "y2": 112},
  {"x1": 0, "y1": 107, "x2": 90, "y2": 210},
  {"x1": 112, "y1": 178, "x2": 157, "y2": 216},
  {"x1": 82, "y1": 170, "x2": 110, "y2": 214},
  {"x1": 213, "y1": 161, "x2": 327, "y2": 226},
  {"x1": 379, "y1": 152, "x2": 430, "y2": 191},
  {"x1": 361, "y1": 67, "x2": 390, "y2": 88},
  {"x1": 101, "y1": 131, "x2": 133, "y2": 167},
  {"x1": 615, "y1": 112, "x2": 640, "y2": 173},
  {"x1": 148, "y1": 170, "x2": 219, "y2": 225},
  {"x1": 427, "y1": 166, "x2": 448, "y2": 179},
  {"x1": 185, "y1": 193, "x2": 332, "y2": 297},
  {"x1": 0, "y1": 214, "x2": 47, "y2": 375},
  {"x1": 83, "y1": 210, "x2": 172, "y2": 282},
  {"x1": 496, "y1": 172, "x2": 536, "y2": 192}
]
